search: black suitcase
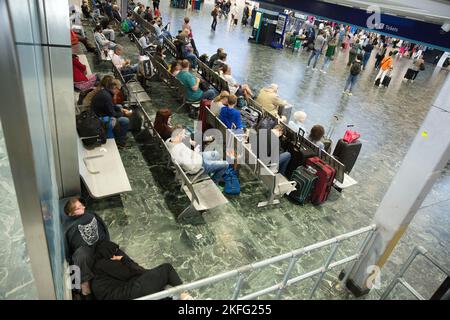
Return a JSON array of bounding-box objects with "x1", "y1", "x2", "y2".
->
[
  {"x1": 285, "y1": 128, "x2": 317, "y2": 178},
  {"x1": 289, "y1": 166, "x2": 318, "y2": 204},
  {"x1": 404, "y1": 68, "x2": 415, "y2": 80},
  {"x1": 332, "y1": 139, "x2": 362, "y2": 173},
  {"x1": 382, "y1": 75, "x2": 391, "y2": 87}
]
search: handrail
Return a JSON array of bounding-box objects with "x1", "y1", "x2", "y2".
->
[
  {"x1": 380, "y1": 246, "x2": 450, "y2": 300},
  {"x1": 136, "y1": 224, "x2": 377, "y2": 300}
]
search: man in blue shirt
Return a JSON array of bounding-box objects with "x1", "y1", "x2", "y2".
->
[
  {"x1": 219, "y1": 94, "x2": 243, "y2": 132},
  {"x1": 176, "y1": 60, "x2": 216, "y2": 101}
]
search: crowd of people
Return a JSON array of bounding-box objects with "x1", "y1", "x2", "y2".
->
[
  {"x1": 289, "y1": 19, "x2": 427, "y2": 95},
  {"x1": 68, "y1": 1, "x2": 436, "y2": 300}
]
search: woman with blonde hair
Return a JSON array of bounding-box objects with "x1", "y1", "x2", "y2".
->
[{"x1": 211, "y1": 91, "x2": 230, "y2": 116}]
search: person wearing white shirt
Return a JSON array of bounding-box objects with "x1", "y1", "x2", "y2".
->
[
  {"x1": 220, "y1": 64, "x2": 253, "y2": 99},
  {"x1": 112, "y1": 45, "x2": 139, "y2": 76},
  {"x1": 230, "y1": 4, "x2": 239, "y2": 25},
  {"x1": 166, "y1": 128, "x2": 228, "y2": 184},
  {"x1": 138, "y1": 31, "x2": 152, "y2": 50},
  {"x1": 94, "y1": 26, "x2": 116, "y2": 51}
]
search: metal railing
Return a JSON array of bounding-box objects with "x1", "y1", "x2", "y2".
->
[
  {"x1": 380, "y1": 246, "x2": 450, "y2": 300},
  {"x1": 136, "y1": 224, "x2": 377, "y2": 300}
]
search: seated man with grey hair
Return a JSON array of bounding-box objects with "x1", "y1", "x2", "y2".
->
[
  {"x1": 166, "y1": 127, "x2": 228, "y2": 185},
  {"x1": 255, "y1": 84, "x2": 288, "y2": 119},
  {"x1": 111, "y1": 45, "x2": 139, "y2": 77}
]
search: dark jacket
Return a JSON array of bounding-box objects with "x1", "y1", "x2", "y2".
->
[
  {"x1": 209, "y1": 53, "x2": 219, "y2": 68},
  {"x1": 113, "y1": 10, "x2": 122, "y2": 22},
  {"x1": 155, "y1": 53, "x2": 168, "y2": 69},
  {"x1": 91, "y1": 241, "x2": 146, "y2": 300},
  {"x1": 63, "y1": 212, "x2": 110, "y2": 261},
  {"x1": 91, "y1": 88, "x2": 123, "y2": 118}
]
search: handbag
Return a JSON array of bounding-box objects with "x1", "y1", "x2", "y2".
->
[
  {"x1": 419, "y1": 63, "x2": 425, "y2": 71},
  {"x1": 343, "y1": 130, "x2": 360, "y2": 143},
  {"x1": 224, "y1": 165, "x2": 240, "y2": 195}
]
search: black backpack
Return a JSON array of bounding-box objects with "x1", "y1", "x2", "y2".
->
[
  {"x1": 350, "y1": 62, "x2": 361, "y2": 76},
  {"x1": 76, "y1": 110, "x2": 106, "y2": 148}
]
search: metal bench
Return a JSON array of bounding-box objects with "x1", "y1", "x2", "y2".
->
[
  {"x1": 136, "y1": 102, "x2": 228, "y2": 222},
  {"x1": 77, "y1": 138, "x2": 132, "y2": 199},
  {"x1": 204, "y1": 107, "x2": 296, "y2": 207},
  {"x1": 197, "y1": 59, "x2": 230, "y2": 93}
]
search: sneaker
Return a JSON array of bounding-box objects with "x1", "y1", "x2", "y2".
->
[
  {"x1": 306, "y1": 65, "x2": 310, "y2": 69},
  {"x1": 342, "y1": 90, "x2": 348, "y2": 94},
  {"x1": 347, "y1": 92, "x2": 353, "y2": 96},
  {"x1": 378, "y1": 84, "x2": 382, "y2": 87},
  {"x1": 312, "y1": 67, "x2": 317, "y2": 71},
  {"x1": 410, "y1": 80, "x2": 414, "y2": 83},
  {"x1": 321, "y1": 70, "x2": 327, "y2": 74}
]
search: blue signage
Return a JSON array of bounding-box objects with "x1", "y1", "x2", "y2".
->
[{"x1": 257, "y1": 0, "x2": 450, "y2": 51}]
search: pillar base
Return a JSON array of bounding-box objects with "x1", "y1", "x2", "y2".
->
[{"x1": 338, "y1": 271, "x2": 370, "y2": 297}]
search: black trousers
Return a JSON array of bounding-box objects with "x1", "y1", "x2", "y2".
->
[
  {"x1": 72, "y1": 246, "x2": 96, "y2": 283},
  {"x1": 130, "y1": 263, "x2": 183, "y2": 299},
  {"x1": 211, "y1": 17, "x2": 217, "y2": 30}
]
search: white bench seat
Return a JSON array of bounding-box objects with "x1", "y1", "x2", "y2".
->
[{"x1": 78, "y1": 138, "x2": 132, "y2": 198}]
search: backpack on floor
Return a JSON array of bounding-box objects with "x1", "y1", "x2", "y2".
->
[{"x1": 224, "y1": 165, "x2": 240, "y2": 195}]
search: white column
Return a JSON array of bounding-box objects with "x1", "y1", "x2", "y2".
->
[{"x1": 345, "y1": 73, "x2": 450, "y2": 295}]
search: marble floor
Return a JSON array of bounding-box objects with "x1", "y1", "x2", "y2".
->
[{"x1": 82, "y1": 1, "x2": 449, "y2": 300}]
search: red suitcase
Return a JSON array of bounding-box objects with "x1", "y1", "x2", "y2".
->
[{"x1": 305, "y1": 157, "x2": 336, "y2": 205}]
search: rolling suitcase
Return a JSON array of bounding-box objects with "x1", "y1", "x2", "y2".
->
[
  {"x1": 289, "y1": 166, "x2": 318, "y2": 204},
  {"x1": 332, "y1": 139, "x2": 362, "y2": 173},
  {"x1": 404, "y1": 68, "x2": 415, "y2": 80},
  {"x1": 382, "y1": 75, "x2": 391, "y2": 87},
  {"x1": 305, "y1": 157, "x2": 336, "y2": 205},
  {"x1": 285, "y1": 128, "x2": 317, "y2": 178},
  {"x1": 241, "y1": 105, "x2": 262, "y2": 129}
]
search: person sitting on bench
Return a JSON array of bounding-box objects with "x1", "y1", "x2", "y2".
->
[
  {"x1": 91, "y1": 240, "x2": 192, "y2": 300},
  {"x1": 155, "y1": 45, "x2": 168, "y2": 69},
  {"x1": 91, "y1": 78, "x2": 132, "y2": 147},
  {"x1": 265, "y1": 124, "x2": 291, "y2": 176},
  {"x1": 176, "y1": 60, "x2": 216, "y2": 102},
  {"x1": 169, "y1": 60, "x2": 182, "y2": 77},
  {"x1": 219, "y1": 64, "x2": 253, "y2": 100},
  {"x1": 94, "y1": 25, "x2": 116, "y2": 51},
  {"x1": 219, "y1": 94, "x2": 243, "y2": 132},
  {"x1": 308, "y1": 124, "x2": 325, "y2": 150},
  {"x1": 209, "y1": 48, "x2": 224, "y2": 68},
  {"x1": 256, "y1": 83, "x2": 288, "y2": 119},
  {"x1": 138, "y1": 30, "x2": 153, "y2": 51},
  {"x1": 211, "y1": 91, "x2": 230, "y2": 116},
  {"x1": 72, "y1": 54, "x2": 98, "y2": 92},
  {"x1": 166, "y1": 127, "x2": 228, "y2": 184},
  {"x1": 112, "y1": 45, "x2": 139, "y2": 77},
  {"x1": 154, "y1": 108, "x2": 174, "y2": 141},
  {"x1": 212, "y1": 52, "x2": 227, "y2": 72}
]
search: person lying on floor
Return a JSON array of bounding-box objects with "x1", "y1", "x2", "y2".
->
[{"x1": 91, "y1": 240, "x2": 192, "y2": 300}]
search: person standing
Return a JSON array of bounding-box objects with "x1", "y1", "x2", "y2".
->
[
  {"x1": 404, "y1": 55, "x2": 425, "y2": 83},
  {"x1": 347, "y1": 39, "x2": 361, "y2": 66},
  {"x1": 230, "y1": 3, "x2": 239, "y2": 26},
  {"x1": 242, "y1": 4, "x2": 250, "y2": 26},
  {"x1": 375, "y1": 51, "x2": 394, "y2": 87},
  {"x1": 374, "y1": 44, "x2": 388, "y2": 69},
  {"x1": 320, "y1": 36, "x2": 338, "y2": 73},
  {"x1": 153, "y1": 0, "x2": 160, "y2": 11},
  {"x1": 343, "y1": 54, "x2": 362, "y2": 96},
  {"x1": 307, "y1": 30, "x2": 326, "y2": 70},
  {"x1": 362, "y1": 41, "x2": 374, "y2": 70},
  {"x1": 211, "y1": 5, "x2": 220, "y2": 31}
]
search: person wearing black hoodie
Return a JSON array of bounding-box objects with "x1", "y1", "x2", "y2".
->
[
  {"x1": 90, "y1": 241, "x2": 190, "y2": 300},
  {"x1": 63, "y1": 197, "x2": 110, "y2": 299}
]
